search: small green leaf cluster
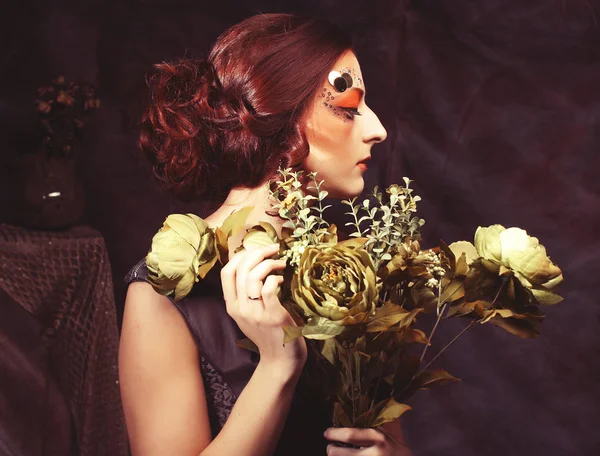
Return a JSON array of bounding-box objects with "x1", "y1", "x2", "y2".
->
[{"x1": 342, "y1": 177, "x2": 426, "y2": 269}]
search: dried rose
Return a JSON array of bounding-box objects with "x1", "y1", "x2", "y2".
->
[
  {"x1": 291, "y1": 242, "x2": 380, "y2": 335},
  {"x1": 146, "y1": 214, "x2": 218, "y2": 301}
]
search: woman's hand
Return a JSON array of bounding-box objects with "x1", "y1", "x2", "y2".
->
[
  {"x1": 324, "y1": 426, "x2": 413, "y2": 456},
  {"x1": 221, "y1": 243, "x2": 307, "y2": 376}
]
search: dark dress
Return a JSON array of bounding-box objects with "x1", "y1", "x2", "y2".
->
[{"x1": 125, "y1": 258, "x2": 331, "y2": 455}]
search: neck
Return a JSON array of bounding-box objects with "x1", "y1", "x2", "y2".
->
[{"x1": 206, "y1": 182, "x2": 285, "y2": 236}]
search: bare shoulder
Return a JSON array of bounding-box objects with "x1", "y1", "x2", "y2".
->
[
  {"x1": 119, "y1": 281, "x2": 212, "y2": 455},
  {"x1": 121, "y1": 281, "x2": 196, "y2": 355}
]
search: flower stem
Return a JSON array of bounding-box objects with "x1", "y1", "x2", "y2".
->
[
  {"x1": 418, "y1": 277, "x2": 509, "y2": 374},
  {"x1": 419, "y1": 282, "x2": 445, "y2": 364},
  {"x1": 418, "y1": 320, "x2": 477, "y2": 374}
]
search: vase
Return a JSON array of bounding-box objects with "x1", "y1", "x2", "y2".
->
[{"x1": 19, "y1": 153, "x2": 85, "y2": 230}]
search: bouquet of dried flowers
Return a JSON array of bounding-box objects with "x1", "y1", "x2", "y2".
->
[
  {"x1": 144, "y1": 168, "x2": 564, "y2": 429},
  {"x1": 35, "y1": 75, "x2": 100, "y2": 158}
]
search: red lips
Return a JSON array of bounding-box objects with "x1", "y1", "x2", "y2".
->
[{"x1": 357, "y1": 156, "x2": 370, "y2": 172}]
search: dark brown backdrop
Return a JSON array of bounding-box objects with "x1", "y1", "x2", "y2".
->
[{"x1": 1, "y1": 0, "x2": 599, "y2": 454}]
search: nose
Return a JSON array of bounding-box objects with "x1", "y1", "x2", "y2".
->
[{"x1": 363, "y1": 105, "x2": 387, "y2": 144}]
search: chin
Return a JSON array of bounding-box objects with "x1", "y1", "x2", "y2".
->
[{"x1": 329, "y1": 177, "x2": 365, "y2": 199}]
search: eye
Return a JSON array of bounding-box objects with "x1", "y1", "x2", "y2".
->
[{"x1": 340, "y1": 107, "x2": 362, "y2": 120}]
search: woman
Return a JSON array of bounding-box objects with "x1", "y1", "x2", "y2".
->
[{"x1": 119, "y1": 13, "x2": 413, "y2": 456}]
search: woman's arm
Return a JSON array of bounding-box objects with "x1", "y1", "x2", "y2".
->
[
  {"x1": 120, "y1": 244, "x2": 306, "y2": 456},
  {"x1": 119, "y1": 281, "x2": 212, "y2": 455}
]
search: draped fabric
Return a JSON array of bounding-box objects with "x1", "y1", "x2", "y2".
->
[
  {"x1": 1, "y1": 1, "x2": 598, "y2": 454},
  {"x1": 0, "y1": 224, "x2": 128, "y2": 455}
]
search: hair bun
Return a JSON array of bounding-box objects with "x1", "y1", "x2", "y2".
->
[{"x1": 139, "y1": 57, "x2": 223, "y2": 201}]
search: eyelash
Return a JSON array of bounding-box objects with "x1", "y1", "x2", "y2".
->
[{"x1": 340, "y1": 107, "x2": 362, "y2": 120}]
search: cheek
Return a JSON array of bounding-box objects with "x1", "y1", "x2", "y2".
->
[{"x1": 308, "y1": 109, "x2": 354, "y2": 158}]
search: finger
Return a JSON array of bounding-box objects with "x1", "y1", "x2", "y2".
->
[
  {"x1": 221, "y1": 246, "x2": 249, "y2": 308},
  {"x1": 246, "y1": 259, "x2": 286, "y2": 297},
  {"x1": 236, "y1": 244, "x2": 280, "y2": 308},
  {"x1": 325, "y1": 428, "x2": 385, "y2": 447},
  {"x1": 326, "y1": 444, "x2": 366, "y2": 455},
  {"x1": 261, "y1": 274, "x2": 285, "y2": 313}
]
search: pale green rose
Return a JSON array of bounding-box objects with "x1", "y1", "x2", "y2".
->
[
  {"x1": 146, "y1": 213, "x2": 218, "y2": 301},
  {"x1": 474, "y1": 225, "x2": 504, "y2": 263},
  {"x1": 473, "y1": 225, "x2": 563, "y2": 299},
  {"x1": 291, "y1": 243, "x2": 379, "y2": 329}
]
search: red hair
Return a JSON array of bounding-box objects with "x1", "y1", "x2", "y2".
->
[{"x1": 139, "y1": 13, "x2": 352, "y2": 201}]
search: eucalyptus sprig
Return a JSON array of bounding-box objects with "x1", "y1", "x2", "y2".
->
[
  {"x1": 342, "y1": 177, "x2": 426, "y2": 269},
  {"x1": 268, "y1": 168, "x2": 333, "y2": 266}
]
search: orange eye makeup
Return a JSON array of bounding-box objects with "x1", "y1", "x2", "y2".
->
[
  {"x1": 336, "y1": 88, "x2": 363, "y2": 108},
  {"x1": 322, "y1": 66, "x2": 365, "y2": 122}
]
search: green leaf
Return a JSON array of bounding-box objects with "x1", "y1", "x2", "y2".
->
[{"x1": 372, "y1": 399, "x2": 412, "y2": 427}]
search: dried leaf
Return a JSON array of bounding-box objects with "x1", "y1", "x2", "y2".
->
[
  {"x1": 372, "y1": 399, "x2": 412, "y2": 427},
  {"x1": 410, "y1": 283, "x2": 437, "y2": 313},
  {"x1": 366, "y1": 301, "x2": 409, "y2": 332},
  {"x1": 398, "y1": 307, "x2": 423, "y2": 329},
  {"x1": 339, "y1": 237, "x2": 369, "y2": 249},
  {"x1": 455, "y1": 252, "x2": 470, "y2": 276},
  {"x1": 321, "y1": 338, "x2": 337, "y2": 364},
  {"x1": 392, "y1": 352, "x2": 421, "y2": 396},
  {"x1": 215, "y1": 206, "x2": 254, "y2": 262},
  {"x1": 531, "y1": 288, "x2": 563, "y2": 305},
  {"x1": 242, "y1": 222, "x2": 279, "y2": 250},
  {"x1": 302, "y1": 321, "x2": 345, "y2": 340},
  {"x1": 402, "y1": 328, "x2": 429, "y2": 345},
  {"x1": 333, "y1": 401, "x2": 353, "y2": 427},
  {"x1": 489, "y1": 315, "x2": 540, "y2": 338},
  {"x1": 411, "y1": 369, "x2": 461, "y2": 391},
  {"x1": 439, "y1": 278, "x2": 465, "y2": 304},
  {"x1": 283, "y1": 325, "x2": 304, "y2": 344},
  {"x1": 480, "y1": 308, "x2": 515, "y2": 324},
  {"x1": 438, "y1": 240, "x2": 456, "y2": 271},
  {"x1": 235, "y1": 337, "x2": 258, "y2": 353}
]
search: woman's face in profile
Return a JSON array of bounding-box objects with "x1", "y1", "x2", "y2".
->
[{"x1": 303, "y1": 50, "x2": 388, "y2": 199}]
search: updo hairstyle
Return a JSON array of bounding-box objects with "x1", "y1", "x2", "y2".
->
[{"x1": 139, "y1": 13, "x2": 352, "y2": 201}]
